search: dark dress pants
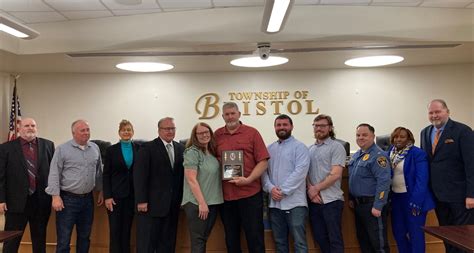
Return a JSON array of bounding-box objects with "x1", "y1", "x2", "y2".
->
[
  {"x1": 309, "y1": 200, "x2": 344, "y2": 253},
  {"x1": 435, "y1": 200, "x2": 474, "y2": 253},
  {"x1": 220, "y1": 191, "x2": 265, "y2": 253},
  {"x1": 354, "y1": 202, "x2": 389, "y2": 253},
  {"x1": 3, "y1": 192, "x2": 51, "y2": 253},
  {"x1": 136, "y1": 203, "x2": 180, "y2": 253},
  {"x1": 107, "y1": 195, "x2": 135, "y2": 253},
  {"x1": 183, "y1": 202, "x2": 219, "y2": 253}
]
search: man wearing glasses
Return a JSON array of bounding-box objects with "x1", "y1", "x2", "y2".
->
[
  {"x1": 307, "y1": 114, "x2": 347, "y2": 253},
  {"x1": 134, "y1": 117, "x2": 185, "y2": 253}
]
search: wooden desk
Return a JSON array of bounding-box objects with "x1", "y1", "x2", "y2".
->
[
  {"x1": 0, "y1": 231, "x2": 23, "y2": 243},
  {"x1": 424, "y1": 225, "x2": 474, "y2": 253}
]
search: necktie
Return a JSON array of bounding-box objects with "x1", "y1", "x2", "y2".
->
[
  {"x1": 26, "y1": 142, "x2": 37, "y2": 194},
  {"x1": 166, "y1": 143, "x2": 174, "y2": 168},
  {"x1": 432, "y1": 128, "x2": 441, "y2": 154}
]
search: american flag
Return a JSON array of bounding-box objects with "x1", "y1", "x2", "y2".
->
[{"x1": 7, "y1": 80, "x2": 22, "y2": 141}]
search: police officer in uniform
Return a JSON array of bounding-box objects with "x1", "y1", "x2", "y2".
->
[{"x1": 348, "y1": 123, "x2": 391, "y2": 253}]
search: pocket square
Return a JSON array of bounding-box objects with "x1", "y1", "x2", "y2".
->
[{"x1": 445, "y1": 139, "x2": 455, "y2": 144}]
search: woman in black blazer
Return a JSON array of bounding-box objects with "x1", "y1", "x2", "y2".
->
[{"x1": 103, "y1": 120, "x2": 139, "y2": 253}]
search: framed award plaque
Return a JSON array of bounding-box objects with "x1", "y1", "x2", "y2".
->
[{"x1": 222, "y1": 150, "x2": 243, "y2": 180}]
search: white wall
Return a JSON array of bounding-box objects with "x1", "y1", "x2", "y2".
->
[
  {"x1": 0, "y1": 73, "x2": 13, "y2": 141},
  {"x1": 11, "y1": 63, "x2": 474, "y2": 151}
]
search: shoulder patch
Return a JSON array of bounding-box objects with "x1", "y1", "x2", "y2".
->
[
  {"x1": 362, "y1": 154, "x2": 370, "y2": 161},
  {"x1": 377, "y1": 156, "x2": 388, "y2": 168}
]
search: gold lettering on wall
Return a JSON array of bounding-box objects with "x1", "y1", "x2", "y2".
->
[
  {"x1": 195, "y1": 90, "x2": 319, "y2": 119},
  {"x1": 195, "y1": 93, "x2": 220, "y2": 119}
]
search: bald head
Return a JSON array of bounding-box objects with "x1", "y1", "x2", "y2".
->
[{"x1": 19, "y1": 117, "x2": 38, "y2": 142}]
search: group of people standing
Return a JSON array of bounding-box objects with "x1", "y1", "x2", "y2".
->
[{"x1": 0, "y1": 98, "x2": 472, "y2": 253}]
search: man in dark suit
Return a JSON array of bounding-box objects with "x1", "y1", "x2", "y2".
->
[
  {"x1": 420, "y1": 99, "x2": 474, "y2": 253},
  {"x1": 0, "y1": 117, "x2": 55, "y2": 253},
  {"x1": 134, "y1": 117, "x2": 184, "y2": 253}
]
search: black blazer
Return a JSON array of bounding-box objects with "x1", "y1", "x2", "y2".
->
[
  {"x1": 0, "y1": 138, "x2": 55, "y2": 212},
  {"x1": 421, "y1": 118, "x2": 474, "y2": 202},
  {"x1": 134, "y1": 137, "x2": 184, "y2": 217},
  {"x1": 103, "y1": 141, "x2": 139, "y2": 200}
]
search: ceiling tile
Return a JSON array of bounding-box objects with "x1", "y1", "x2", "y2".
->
[
  {"x1": 157, "y1": 0, "x2": 212, "y2": 9},
  {"x1": 9, "y1": 11, "x2": 66, "y2": 23},
  {"x1": 43, "y1": 0, "x2": 108, "y2": 11},
  {"x1": 61, "y1": 10, "x2": 113, "y2": 20},
  {"x1": 0, "y1": 0, "x2": 53, "y2": 11},
  {"x1": 320, "y1": 0, "x2": 370, "y2": 5},
  {"x1": 213, "y1": 0, "x2": 264, "y2": 7},
  {"x1": 420, "y1": 0, "x2": 473, "y2": 8},
  {"x1": 101, "y1": 0, "x2": 160, "y2": 10},
  {"x1": 111, "y1": 9, "x2": 162, "y2": 15},
  {"x1": 371, "y1": 0, "x2": 422, "y2": 7}
]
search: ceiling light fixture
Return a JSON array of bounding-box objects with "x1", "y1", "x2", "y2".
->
[
  {"x1": 116, "y1": 62, "x2": 174, "y2": 72},
  {"x1": 0, "y1": 16, "x2": 39, "y2": 39},
  {"x1": 261, "y1": 0, "x2": 294, "y2": 34},
  {"x1": 230, "y1": 56, "x2": 288, "y2": 68},
  {"x1": 344, "y1": 55, "x2": 404, "y2": 67}
]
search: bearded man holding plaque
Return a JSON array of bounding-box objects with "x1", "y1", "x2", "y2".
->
[{"x1": 215, "y1": 102, "x2": 270, "y2": 253}]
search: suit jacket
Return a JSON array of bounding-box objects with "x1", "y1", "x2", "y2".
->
[
  {"x1": 103, "y1": 141, "x2": 139, "y2": 200},
  {"x1": 0, "y1": 138, "x2": 55, "y2": 212},
  {"x1": 134, "y1": 137, "x2": 184, "y2": 217},
  {"x1": 421, "y1": 118, "x2": 474, "y2": 202},
  {"x1": 388, "y1": 145, "x2": 435, "y2": 211}
]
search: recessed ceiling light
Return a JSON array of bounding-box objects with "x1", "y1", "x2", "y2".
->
[
  {"x1": 344, "y1": 55, "x2": 404, "y2": 67},
  {"x1": 116, "y1": 62, "x2": 174, "y2": 72},
  {"x1": 230, "y1": 56, "x2": 288, "y2": 68}
]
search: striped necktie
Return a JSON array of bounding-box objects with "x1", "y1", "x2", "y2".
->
[
  {"x1": 432, "y1": 128, "x2": 441, "y2": 154},
  {"x1": 25, "y1": 142, "x2": 37, "y2": 194}
]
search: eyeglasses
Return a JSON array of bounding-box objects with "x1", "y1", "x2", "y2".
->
[
  {"x1": 196, "y1": 131, "x2": 211, "y2": 136},
  {"x1": 160, "y1": 127, "x2": 176, "y2": 132},
  {"x1": 312, "y1": 124, "x2": 329, "y2": 129}
]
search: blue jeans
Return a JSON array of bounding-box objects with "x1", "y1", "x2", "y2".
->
[
  {"x1": 269, "y1": 206, "x2": 308, "y2": 253},
  {"x1": 308, "y1": 200, "x2": 344, "y2": 253},
  {"x1": 56, "y1": 192, "x2": 94, "y2": 253}
]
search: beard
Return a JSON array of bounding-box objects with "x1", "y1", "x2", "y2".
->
[
  {"x1": 277, "y1": 130, "x2": 292, "y2": 140},
  {"x1": 22, "y1": 131, "x2": 37, "y2": 141},
  {"x1": 315, "y1": 131, "x2": 329, "y2": 140},
  {"x1": 226, "y1": 120, "x2": 240, "y2": 129}
]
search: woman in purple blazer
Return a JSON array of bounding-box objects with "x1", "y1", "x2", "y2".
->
[{"x1": 388, "y1": 127, "x2": 435, "y2": 253}]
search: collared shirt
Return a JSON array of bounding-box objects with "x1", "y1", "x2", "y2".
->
[
  {"x1": 348, "y1": 143, "x2": 391, "y2": 210},
  {"x1": 262, "y1": 136, "x2": 309, "y2": 210},
  {"x1": 215, "y1": 123, "x2": 270, "y2": 201},
  {"x1": 181, "y1": 146, "x2": 223, "y2": 206},
  {"x1": 46, "y1": 139, "x2": 102, "y2": 195},
  {"x1": 161, "y1": 139, "x2": 174, "y2": 151},
  {"x1": 308, "y1": 138, "x2": 346, "y2": 204},
  {"x1": 430, "y1": 122, "x2": 447, "y2": 143}
]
